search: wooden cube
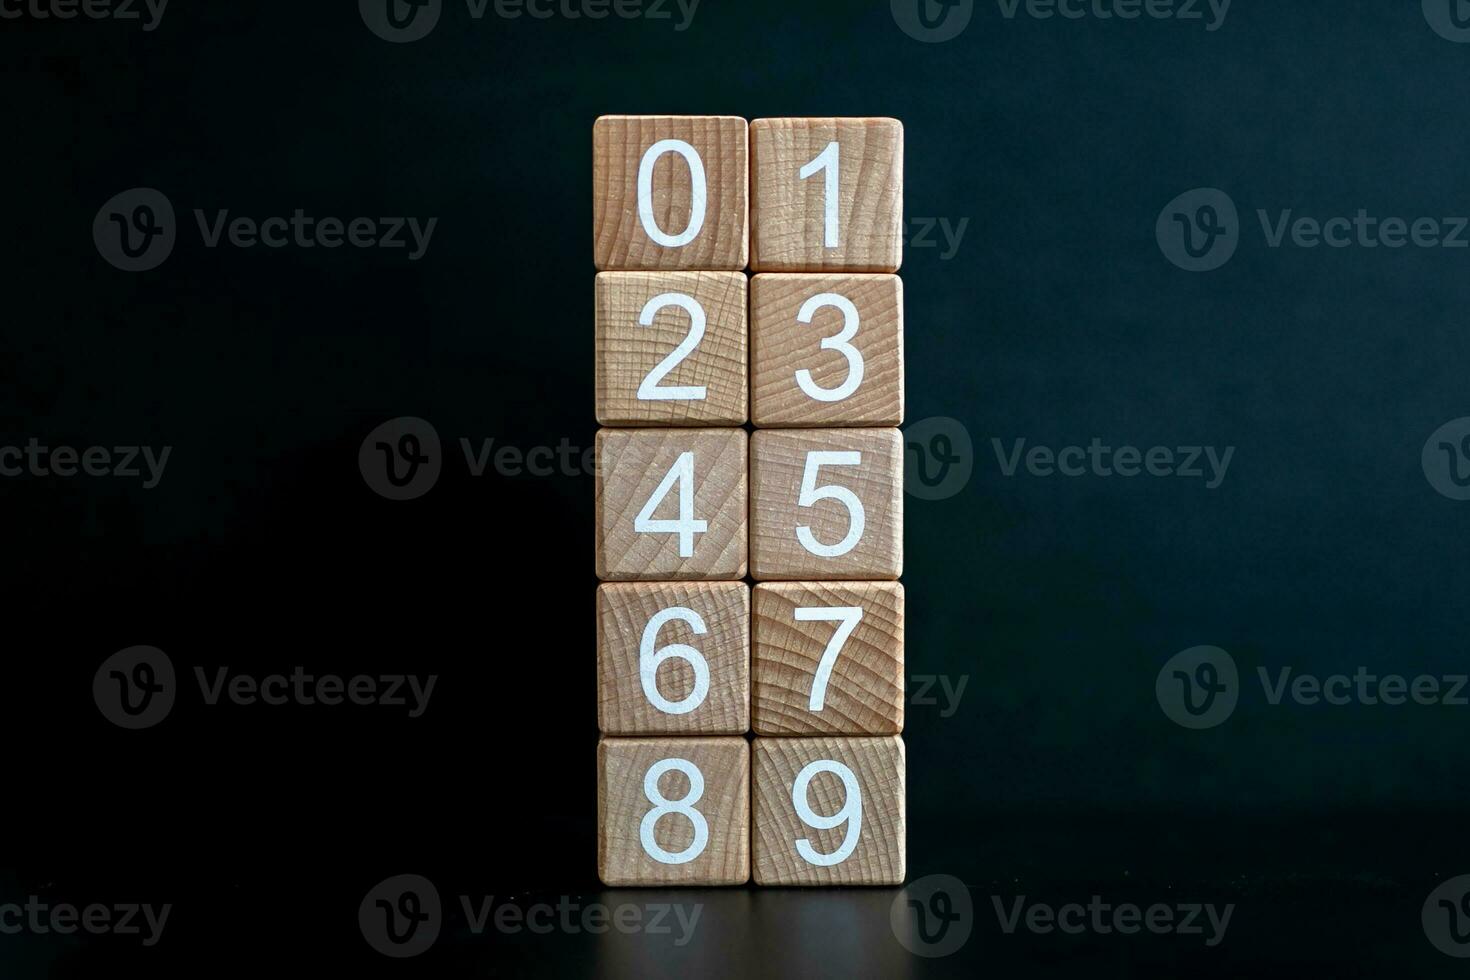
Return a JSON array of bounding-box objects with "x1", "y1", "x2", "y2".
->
[
  {"x1": 752, "y1": 735, "x2": 905, "y2": 886},
  {"x1": 749, "y1": 428, "x2": 903, "y2": 581},
  {"x1": 750, "y1": 118, "x2": 903, "y2": 273},
  {"x1": 593, "y1": 115, "x2": 749, "y2": 271},
  {"x1": 596, "y1": 428, "x2": 748, "y2": 581},
  {"x1": 750, "y1": 274, "x2": 903, "y2": 427},
  {"x1": 598, "y1": 582, "x2": 750, "y2": 735},
  {"x1": 596, "y1": 272, "x2": 748, "y2": 426},
  {"x1": 598, "y1": 736, "x2": 750, "y2": 886},
  {"x1": 752, "y1": 582, "x2": 904, "y2": 736}
]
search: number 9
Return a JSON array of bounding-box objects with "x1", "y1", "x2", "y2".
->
[{"x1": 791, "y1": 759, "x2": 862, "y2": 866}]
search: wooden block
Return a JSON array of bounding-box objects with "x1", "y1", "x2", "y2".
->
[
  {"x1": 598, "y1": 736, "x2": 750, "y2": 886},
  {"x1": 596, "y1": 428, "x2": 748, "y2": 581},
  {"x1": 593, "y1": 115, "x2": 749, "y2": 271},
  {"x1": 752, "y1": 582, "x2": 904, "y2": 735},
  {"x1": 751, "y1": 735, "x2": 905, "y2": 886},
  {"x1": 598, "y1": 582, "x2": 750, "y2": 735},
  {"x1": 595, "y1": 272, "x2": 748, "y2": 426},
  {"x1": 750, "y1": 118, "x2": 903, "y2": 273},
  {"x1": 750, "y1": 274, "x2": 904, "y2": 427},
  {"x1": 749, "y1": 428, "x2": 903, "y2": 581}
]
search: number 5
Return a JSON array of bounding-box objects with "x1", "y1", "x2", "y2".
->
[{"x1": 796, "y1": 451, "x2": 865, "y2": 558}]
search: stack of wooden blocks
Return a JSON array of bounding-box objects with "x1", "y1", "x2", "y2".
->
[{"x1": 594, "y1": 115, "x2": 905, "y2": 887}]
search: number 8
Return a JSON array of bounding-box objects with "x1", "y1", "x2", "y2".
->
[
  {"x1": 792, "y1": 759, "x2": 862, "y2": 866},
  {"x1": 640, "y1": 757, "x2": 709, "y2": 865}
]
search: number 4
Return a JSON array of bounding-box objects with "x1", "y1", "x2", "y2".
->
[
  {"x1": 795, "y1": 606, "x2": 863, "y2": 711},
  {"x1": 635, "y1": 451, "x2": 707, "y2": 557}
]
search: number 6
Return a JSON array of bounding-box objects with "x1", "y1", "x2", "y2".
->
[{"x1": 639, "y1": 607, "x2": 710, "y2": 715}]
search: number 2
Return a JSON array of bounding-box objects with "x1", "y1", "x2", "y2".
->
[
  {"x1": 636, "y1": 292, "x2": 707, "y2": 402},
  {"x1": 799, "y1": 140, "x2": 841, "y2": 248}
]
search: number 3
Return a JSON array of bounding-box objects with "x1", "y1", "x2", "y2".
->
[{"x1": 794, "y1": 293, "x2": 863, "y2": 403}]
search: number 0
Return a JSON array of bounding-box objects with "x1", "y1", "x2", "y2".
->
[{"x1": 638, "y1": 139, "x2": 707, "y2": 248}]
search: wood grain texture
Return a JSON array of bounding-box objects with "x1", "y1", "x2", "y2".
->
[
  {"x1": 752, "y1": 735, "x2": 905, "y2": 886},
  {"x1": 598, "y1": 582, "x2": 750, "y2": 735},
  {"x1": 750, "y1": 117, "x2": 903, "y2": 273},
  {"x1": 596, "y1": 272, "x2": 748, "y2": 426},
  {"x1": 598, "y1": 736, "x2": 750, "y2": 886},
  {"x1": 593, "y1": 115, "x2": 748, "y2": 271},
  {"x1": 749, "y1": 428, "x2": 903, "y2": 581},
  {"x1": 596, "y1": 428, "x2": 748, "y2": 581},
  {"x1": 751, "y1": 273, "x2": 904, "y2": 427},
  {"x1": 752, "y1": 582, "x2": 904, "y2": 735}
]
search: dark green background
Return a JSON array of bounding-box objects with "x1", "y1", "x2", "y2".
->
[{"x1": 2, "y1": 0, "x2": 1468, "y2": 975}]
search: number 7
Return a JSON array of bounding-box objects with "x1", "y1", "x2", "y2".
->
[{"x1": 794, "y1": 606, "x2": 863, "y2": 711}]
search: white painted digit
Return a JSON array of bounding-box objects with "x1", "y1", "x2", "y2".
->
[
  {"x1": 637, "y1": 293, "x2": 707, "y2": 402},
  {"x1": 634, "y1": 451, "x2": 707, "y2": 558},
  {"x1": 639, "y1": 606, "x2": 710, "y2": 715},
  {"x1": 796, "y1": 451, "x2": 865, "y2": 558},
  {"x1": 794, "y1": 293, "x2": 863, "y2": 403},
  {"x1": 640, "y1": 758, "x2": 709, "y2": 865},
  {"x1": 638, "y1": 139, "x2": 707, "y2": 248},
  {"x1": 799, "y1": 140, "x2": 840, "y2": 248},
  {"x1": 794, "y1": 606, "x2": 863, "y2": 711},
  {"x1": 792, "y1": 759, "x2": 862, "y2": 866}
]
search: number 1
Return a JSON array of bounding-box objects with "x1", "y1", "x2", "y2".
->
[{"x1": 799, "y1": 140, "x2": 840, "y2": 248}]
